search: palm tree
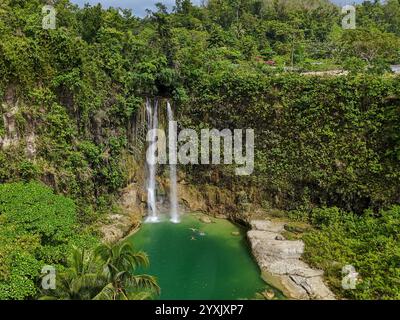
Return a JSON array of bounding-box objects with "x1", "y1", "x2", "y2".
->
[
  {"x1": 40, "y1": 247, "x2": 104, "y2": 300},
  {"x1": 93, "y1": 242, "x2": 160, "y2": 300},
  {"x1": 40, "y1": 242, "x2": 160, "y2": 300}
]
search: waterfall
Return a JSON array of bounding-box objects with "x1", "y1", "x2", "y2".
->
[
  {"x1": 145, "y1": 98, "x2": 159, "y2": 223},
  {"x1": 167, "y1": 101, "x2": 180, "y2": 223},
  {"x1": 144, "y1": 98, "x2": 180, "y2": 224}
]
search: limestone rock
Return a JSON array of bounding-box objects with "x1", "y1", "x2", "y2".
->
[
  {"x1": 1, "y1": 100, "x2": 20, "y2": 149},
  {"x1": 290, "y1": 275, "x2": 336, "y2": 300},
  {"x1": 199, "y1": 216, "x2": 212, "y2": 223},
  {"x1": 249, "y1": 237, "x2": 304, "y2": 259},
  {"x1": 250, "y1": 219, "x2": 285, "y2": 233},
  {"x1": 177, "y1": 182, "x2": 237, "y2": 216},
  {"x1": 100, "y1": 214, "x2": 132, "y2": 244},
  {"x1": 247, "y1": 219, "x2": 335, "y2": 300},
  {"x1": 274, "y1": 260, "x2": 323, "y2": 278},
  {"x1": 279, "y1": 275, "x2": 310, "y2": 300},
  {"x1": 248, "y1": 230, "x2": 282, "y2": 242},
  {"x1": 99, "y1": 183, "x2": 143, "y2": 243},
  {"x1": 25, "y1": 131, "x2": 36, "y2": 158},
  {"x1": 264, "y1": 290, "x2": 275, "y2": 300}
]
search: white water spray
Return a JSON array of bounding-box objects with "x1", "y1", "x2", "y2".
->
[
  {"x1": 145, "y1": 98, "x2": 159, "y2": 223},
  {"x1": 167, "y1": 101, "x2": 180, "y2": 223}
]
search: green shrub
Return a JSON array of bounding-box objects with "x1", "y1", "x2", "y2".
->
[
  {"x1": 0, "y1": 182, "x2": 98, "y2": 300},
  {"x1": 303, "y1": 206, "x2": 400, "y2": 300}
]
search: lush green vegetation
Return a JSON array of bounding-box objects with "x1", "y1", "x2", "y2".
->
[
  {"x1": 181, "y1": 73, "x2": 400, "y2": 213},
  {"x1": 0, "y1": 182, "x2": 159, "y2": 300},
  {"x1": 1, "y1": 0, "x2": 400, "y2": 300},
  {"x1": 41, "y1": 242, "x2": 160, "y2": 300},
  {"x1": 303, "y1": 205, "x2": 400, "y2": 300},
  {"x1": 0, "y1": 181, "x2": 97, "y2": 299},
  {"x1": 277, "y1": 205, "x2": 400, "y2": 300},
  {"x1": 1, "y1": 0, "x2": 400, "y2": 205}
]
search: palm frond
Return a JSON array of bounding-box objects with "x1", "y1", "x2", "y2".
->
[
  {"x1": 92, "y1": 283, "x2": 117, "y2": 300},
  {"x1": 126, "y1": 291, "x2": 154, "y2": 300},
  {"x1": 38, "y1": 295, "x2": 60, "y2": 300},
  {"x1": 126, "y1": 274, "x2": 161, "y2": 295}
]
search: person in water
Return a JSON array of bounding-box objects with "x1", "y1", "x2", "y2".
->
[{"x1": 191, "y1": 236, "x2": 196, "y2": 241}]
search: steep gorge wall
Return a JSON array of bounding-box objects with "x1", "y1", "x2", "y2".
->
[
  {"x1": 2, "y1": 74, "x2": 400, "y2": 225},
  {"x1": 0, "y1": 83, "x2": 141, "y2": 209},
  {"x1": 175, "y1": 73, "x2": 400, "y2": 215}
]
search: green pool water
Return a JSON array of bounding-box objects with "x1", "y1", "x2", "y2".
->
[{"x1": 128, "y1": 213, "x2": 277, "y2": 300}]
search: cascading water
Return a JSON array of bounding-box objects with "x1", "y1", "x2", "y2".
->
[
  {"x1": 144, "y1": 99, "x2": 180, "y2": 223},
  {"x1": 145, "y1": 98, "x2": 159, "y2": 223},
  {"x1": 167, "y1": 101, "x2": 180, "y2": 223}
]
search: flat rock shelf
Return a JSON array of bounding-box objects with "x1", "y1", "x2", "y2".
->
[{"x1": 247, "y1": 219, "x2": 336, "y2": 300}]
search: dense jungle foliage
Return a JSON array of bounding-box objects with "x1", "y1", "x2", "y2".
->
[
  {"x1": 0, "y1": 182, "x2": 98, "y2": 299},
  {"x1": 0, "y1": 0, "x2": 399, "y2": 299},
  {"x1": 302, "y1": 205, "x2": 400, "y2": 300}
]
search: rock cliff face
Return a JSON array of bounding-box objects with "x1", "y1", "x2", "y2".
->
[
  {"x1": 99, "y1": 155, "x2": 147, "y2": 243},
  {"x1": 0, "y1": 87, "x2": 37, "y2": 158},
  {"x1": 100, "y1": 182, "x2": 146, "y2": 243},
  {"x1": 176, "y1": 177, "x2": 259, "y2": 221},
  {"x1": 247, "y1": 219, "x2": 335, "y2": 300},
  {"x1": 178, "y1": 183, "x2": 236, "y2": 217},
  {"x1": 0, "y1": 102, "x2": 19, "y2": 149}
]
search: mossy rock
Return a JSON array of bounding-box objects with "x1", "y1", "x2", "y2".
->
[
  {"x1": 199, "y1": 216, "x2": 212, "y2": 223},
  {"x1": 284, "y1": 222, "x2": 312, "y2": 234},
  {"x1": 267, "y1": 209, "x2": 287, "y2": 218},
  {"x1": 281, "y1": 230, "x2": 302, "y2": 240}
]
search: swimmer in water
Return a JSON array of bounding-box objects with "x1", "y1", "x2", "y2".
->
[
  {"x1": 189, "y1": 228, "x2": 197, "y2": 232},
  {"x1": 191, "y1": 236, "x2": 196, "y2": 241}
]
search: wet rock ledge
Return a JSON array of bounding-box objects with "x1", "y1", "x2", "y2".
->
[{"x1": 247, "y1": 219, "x2": 335, "y2": 300}]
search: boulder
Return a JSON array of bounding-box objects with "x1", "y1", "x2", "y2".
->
[
  {"x1": 199, "y1": 216, "x2": 212, "y2": 223},
  {"x1": 264, "y1": 290, "x2": 275, "y2": 300},
  {"x1": 290, "y1": 275, "x2": 336, "y2": 300},
  {"x1": 249, "y1": 237, "x2": 304, "y2": 259}
]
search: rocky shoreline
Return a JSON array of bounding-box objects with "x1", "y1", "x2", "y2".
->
[{"x1": 247, "y1": 219, "x2": 336, "y2": 300}]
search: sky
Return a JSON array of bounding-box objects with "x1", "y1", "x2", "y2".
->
[
  {"x1": 70, "y1": 0, "x2": 365, "y2": 17},
  {"x1": 70, "y1": 0, "x2": 200, "y2": 16}
]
